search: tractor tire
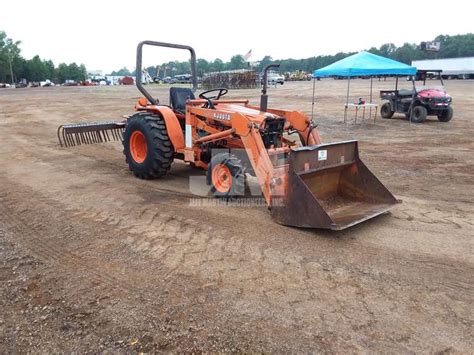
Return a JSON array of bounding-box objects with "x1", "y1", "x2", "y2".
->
[
  {"x1": 207, "y1": 152, "x2": 245, "y2": 198},
  {"x1": 123, "y1": 112, "x2": 174, "y2": 179},
  {"x1": 409, "y1": 106, "x2": 427, "y2": 123},
  {"x1": 380, "y1": 102, "x2": 394, "y2": 118},
  {"x1": 438, "y1": 106, "x2": 453, "y2": 122}
]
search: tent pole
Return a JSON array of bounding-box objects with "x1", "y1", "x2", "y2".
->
[
  {"x1": 369, "y1": 76, "x2": 373, "y2": 121},
  {"x1": 345, "y1": 76, "x2": 351, "y2": 123},
  {"x1": 311, "y1": 77, "x2": 316, "y2": 121},
  {"x1": 346, "y1": 76, "x2": 351, "y2": 106}
]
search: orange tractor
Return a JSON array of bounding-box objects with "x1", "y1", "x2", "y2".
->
[{"x1": 58, "y1": 41, "x2": 399, "y2": 230}]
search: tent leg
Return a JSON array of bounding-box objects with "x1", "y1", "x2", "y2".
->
[
  {"x1": 311, "y1": 78, "x2": 316, "y2": 121},
  {"x1": 369, "y1": 77, "x2": 373, "y2": 121},
  {"x1": 345, "y1": 77, "x2": 351, "y2": 123}
]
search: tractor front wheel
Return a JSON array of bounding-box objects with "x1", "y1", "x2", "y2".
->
[
  {"x1": 123, "y1": 112, "x2": 174, "y2": 179},
  {"x1": 208, "y1": 153, "x2": 245, "y2": 198},
  {"x1": 380, "y1": 102, "x2": 394, "y2": 119},
  {"x1": 438, "y1": 106, "x2": 453, "y2": 122}
]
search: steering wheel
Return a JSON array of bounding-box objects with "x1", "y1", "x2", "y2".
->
[{"x1": 199, "y1": 88, "x2": 228, "y2": 109}]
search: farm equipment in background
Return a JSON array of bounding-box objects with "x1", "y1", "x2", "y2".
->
[
  {"x1": 57, "y1": 40, "x2": 399, "y2": 230},
  {"x1": 380, "y1": 70, "x2": 453, "y2": 123},
  {"x1": 284, "y1": 71, "x2": 312, "y2": 81}
]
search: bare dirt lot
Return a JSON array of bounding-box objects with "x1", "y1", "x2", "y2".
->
[{"x1": 0, "y1": 79, "x2": 473, "y2": 352}]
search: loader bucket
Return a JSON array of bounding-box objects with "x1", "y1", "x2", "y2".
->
[{"x1": 270, "y1": 140, "x2": 399, "y2": 230}]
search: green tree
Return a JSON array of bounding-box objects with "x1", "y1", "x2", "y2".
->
[
  {"x1": 210, "y1": 58, "x2": 224, "y2": 72},
  {"x1": 55, "y1": 63, "x2": 69, "y2": 83},
  {"x1": 110, "y1": 67, "x2": 131, "y2": 76},
  {"x1": 228, "y1": 55, "x2": 247, "y2": 70},
  {"x1": 26, "y1": 55, "x2": 49, "y2": 81},
  {"x1": 0, "y1": 31, "x2": 22, "y2": 83},
  {"x1": 197, "y1": 58, "x2": 209, "y2": 74},
  {"x1": 257, "y1": 56, "x2": 274, "y2": 71}
]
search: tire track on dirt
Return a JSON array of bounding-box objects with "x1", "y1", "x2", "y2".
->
[{"x1": 0, "y1": 188, "x2": 156, "y2": 298}]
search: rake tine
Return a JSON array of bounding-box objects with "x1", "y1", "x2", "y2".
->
[
  {"x1": 66, "y1": 133, "x2": 74, "y2": 147},
  {"x1": 57, "y1": 126, "x2": 64, "y2": 147},
  {"x1": 65, "y1": 132, "x2": 73, "y2": 147},
  {"x1": 62, "y1": 129, "x2": 69, "y2": 147},
  {"x1": 97, "y1": 130, "x2": 106, "y2": 143}
]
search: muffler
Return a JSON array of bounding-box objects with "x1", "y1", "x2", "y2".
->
[{"x1": 271, "y1": 140, "x2": 399, "y2": 230}]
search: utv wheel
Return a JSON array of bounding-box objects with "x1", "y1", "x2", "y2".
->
[
  {"x1": 438, "y1": 106, "x2": 453, "y2": 122},
  {"x1": 380, "y1": 102, "x2": 394, "y2": 118},
  {"x1": 123, "y1": 112, "x2": 174, "y2": 179},
  {"x1": 207, "y1": 153, "x2": 245, "y2": 198},
  {"x1": 409, "y1": 106, "x2": 427, "y2": 123}
]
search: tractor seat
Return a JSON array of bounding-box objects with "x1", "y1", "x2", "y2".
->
[
  {"x1": 398, "y1": 89, "x2": 414, "y2": 96},
  {"x1": 170, "y1": 87, "x2": 195, "y2": 113}
]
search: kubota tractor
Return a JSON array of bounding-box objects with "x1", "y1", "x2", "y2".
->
[{"x1": 58, "y1": 41, "x2": 399, "y2": 230}]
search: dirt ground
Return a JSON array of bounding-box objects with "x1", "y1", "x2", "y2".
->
[{"x1": 0, "y1": 79, "x2": 473, "y2": 352}]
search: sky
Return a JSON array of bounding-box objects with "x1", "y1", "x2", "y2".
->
[{"x1": 1, "y1": 0, "x2": 472, "y2": 73}]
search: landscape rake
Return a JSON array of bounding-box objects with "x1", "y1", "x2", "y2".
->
[{"x1": 57, "y1": 120, "x2": 126, "y2": 147}]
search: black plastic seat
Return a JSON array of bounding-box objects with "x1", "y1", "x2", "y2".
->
[
  {"x1": 170, "y1": 87, "x2": 195, "y2": 113},
  {"x1": 398, "y1": 89, "x2": 414, "y2": 96}
]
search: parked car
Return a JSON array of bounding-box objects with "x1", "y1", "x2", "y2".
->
[{"x1": 267, "y1": 72, "x2": 285, "y2": 85}]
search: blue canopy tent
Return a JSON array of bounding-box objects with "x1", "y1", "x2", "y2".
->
[{"x1": 310, "y1": 51, "x2": 417, "y2": 121}]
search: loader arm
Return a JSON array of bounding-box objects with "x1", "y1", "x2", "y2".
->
[{"x1": 230, "y1": 113, "x2": 276, "y2": 205}]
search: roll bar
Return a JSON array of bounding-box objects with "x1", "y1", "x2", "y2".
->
[{"x1": 136, "y1": 40, "x2": 197, "y2": 105}]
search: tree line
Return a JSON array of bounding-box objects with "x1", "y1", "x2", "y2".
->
[
  {"x1": 0, "y1": 31, "x2": 87, "y2": 84},
  {"x1": 133, "y1": 33, "x2": 474, "y2": 77},
  {"x1": 3, "y1": 31, "x2": 473, "y2": 84}
]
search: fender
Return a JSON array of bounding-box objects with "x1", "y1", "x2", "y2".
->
[{"x1": 152, "y1": 106, "x2": 185, "y2": 151}]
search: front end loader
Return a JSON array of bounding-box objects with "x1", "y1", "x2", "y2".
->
[{"x1": 57, "y1": 40, "x2": 399, "y2": 230}]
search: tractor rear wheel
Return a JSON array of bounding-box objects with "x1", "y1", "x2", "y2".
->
[
  {"x1": 208, "y1": 153, "x2": 245, "y2": 198},
  {"x1": 380, "y1": 102, "x2": 394, "y2": 118},
  {"x1": 409, "y1": 106, "x2": 427, "y2": 123},
  {"x1": 123, "y1": 112, "x2": 174, "y2": 179},
  {"x1": 437, "y1": 106, "x2": 453, "y2": 122}
]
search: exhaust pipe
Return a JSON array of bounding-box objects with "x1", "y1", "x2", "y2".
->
[{"x1": 260, "y1": 64, "x2": 280, "y2": 112}]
